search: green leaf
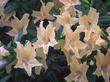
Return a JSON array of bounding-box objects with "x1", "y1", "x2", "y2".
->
[{"x1": 4, "y1": 1, "x2": 17, "y2": 14}]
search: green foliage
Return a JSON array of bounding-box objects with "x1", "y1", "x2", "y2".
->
[{"x1": 0, "y1": 0, "x2": 110, "y2": 82}]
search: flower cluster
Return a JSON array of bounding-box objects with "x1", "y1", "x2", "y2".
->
[{"x1": 0, "y1": 0, "x2": 110, "y2": 82}]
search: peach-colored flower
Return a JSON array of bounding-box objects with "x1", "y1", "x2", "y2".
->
[
  {"x1": 6, "y1": 13, "x2": 29, "y2": 39},
  {"x1": 59, "y1": 0, "x2": 80, "y2": 10},
  {"x1": 78, "y1": 7, "x2": 105, "y2": 56},
  {"x1": 14, "y1": 41, "x2": 42, "y2": 76},
  {"x1": 32, "y1": 0, "x2": 54, "y2": 22},
  {"x1": 33, "y1": 21, "x2": 57, "y2": 54},
  {"x1": 94, "y1": 50, "x2": 110, "y2": 82},
  {"x1": 79, "y1": 7, "x2": 101, "y2": 41},
  {"x1": 55, "y1": 11, "x2": 78, "y2": 26},
  {"x1": 65, "y1": 56, "x2": 88, "y2": 82},
  {"x1": 80, "y1": 32, "x2": 105, "y2": 57},
  {"x1": 63, "y1": 24, "x2": 87, "y2": 58}
]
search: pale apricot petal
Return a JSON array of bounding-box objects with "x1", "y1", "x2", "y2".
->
[
  {"x1": 59, "y1": 0, "x2": 79, "y2": 6},
  {"x1": 70, "y1": 57, "x2": 88, "y2": 73},
  {"x1": 23, "y1": 42, "x2": 36, "y2": 59},
  {"x1": 92, "y1": 25, "x2": 101, "y2": 34},
  {"x1": 102, "y1": 72, "x2": 109, "y2": 82},
  {"x1": 62, "y1": 48, "x2": 72, "y2": 64},
  {"x1": 21, "y1": 14, "x2": 29, "y2": 35},
  {"x1": 42, "y1": 43, "x2": 50, "y2": 54},
  {"x1": 65, "y1": 72, "x2": 76, "y2": 82},
  {"x1": 88, "y1": 7, "x2": 99, "y2": 25},
  {"x1": 96, "y1": 50, "x2": 105, "y2": 65},
  {"x1": 59, "y1": 0, "x2": 70, "y2": 5},
  {"x1": 79, "y1": 15, "x2": 89, "y2": 27},
  {"x1": 45, "y1": 2, "x2": 54, "y2": 12},
  {"x1": 46, "y1": 14, "x2": 55, "y2": 20},
  {"x1": 93, "y1": 68, "x2": 102, "y2": 77},
  {"x1": 15, "y1": 42, "x2": 24, "y2": 59},
  {"x1": 64, "y1": 43, "x2": 71, "y2": 53},
  {"x1": 34, "y1": 21, "x2": 57, "y2": 54},
  {"x1": 15, "y1": 41, "x2": 42, "y2": 76},
  {"x1": 7, "y1": 13, "x2": 29, "y2": 38},
  {"x1": 96, "y1": 36, "x2": 105, "y2": 46},
  {"x1": 33, "y1": 41, "x2": 43, "y2": 49},
  {"x1": 37, "y1": 21, "x2": 46, "y2": 41},
  {"x1": 6, "y1": 29, "x2": 18, "y2": 37},
  {"x1": 32, "y1": 11, "x2": 41, "y2": 18},
  {"x1": 29, "y1": 59, "x2": 42, "y2": 67},
  {"x1": 66, "y1": 57, "x2": 88, "y2": 82},
  {"x1": 32, "y1": 1, "x2": 54, "y2": 21},
  {"x1": 74, "y1": 40, "x2": 87, "y2": 50},
  {"x1": 63, "y1": 24, "x2": 73, "y2": 40},
  {"x1": 84, "y1": 30, "x2": 92, "y2": 41},
  {"x1": 48, "y1": 26, "x2": 58, "y2": 46},
  {"x1": 23, "y1": 63, "x2": 32, "y2": 76}
]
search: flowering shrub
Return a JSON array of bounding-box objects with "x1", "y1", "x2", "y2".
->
[{"x1": 0, "y1": 0, "x2": 110, "y2": 82}]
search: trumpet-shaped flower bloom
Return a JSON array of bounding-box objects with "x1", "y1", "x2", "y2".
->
[
  {"x1": 7, "y1": 13, "x2": 29, "y2": 38},
  {"x1": 94, "y1": 50, "x2": 110, "y2": 82},
  {"x1": 32, "y1": 0, "x2": 54, "y2": 22},
  {"x1": 33, "y1": 21, "x2": 57, "y2": 54},
  {"x1": 15, "y1": 41, "x2": 42, "y2": 76},
  {"x1": 56, "y1": 10, "x2": 78, "y2": 27},
  {"x1": 65, "y1": 57, "x2": 88, "y2": 82},
  {"x1": 63, "y1": 24, "x2": 87, "y2": 58},
  {"x1": 80, "y1": 32, "x2": 105, "y2": 56},
  {"x1": 79, "y1": 7, "x2": 101, "y2": 41}
]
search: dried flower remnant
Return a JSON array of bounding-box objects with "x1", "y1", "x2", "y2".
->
[
  {"x1": 63, "y1": 24, "x2": 87, "y2": 58},
  {"x1": 65, "y1": 57, "x2": 88, "y2": 82},
  {"x1": 6, "y1": 13, "x2": 29, "y2": 39},
  {"x1": 0, "y1": 46, "x2": 9, "y2": 57},
  {"x1": 94, "y1": 50, "x2": 110, "y2": 82},
  {"x1": 32, "y1": 0, "x2": 54, "y2": 22},
  {"x1": 14, "y1": 41, "x2": 42, "y2": 76},
  {"x1": 33, "y1": 21, "x2": 57, "y2": 54}
]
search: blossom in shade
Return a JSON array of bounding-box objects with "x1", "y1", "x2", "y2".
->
[
  {"x1": 33, "y1": 21, "x2": 57, "y2": 54},
  {"x1": 6, "y1": 13, "x2": 29, "y2": 39},
  {"x1": 59, "y1": 0, "x2": 80, "y2": 10},
  {"x1": 79, "y1": 7, "x2": 101, "y2": 41},
  {"x1": 94, "y1": 50, "x2": 110, "y2": 82},
  {"x1": 32, "y1": 0, "x2": 54, "y2": 22},
  {"x1": 63, "y1": 24, "x2": 87, "y2": 58},
  {"x1": 65, "y1": 56, "x2": 88, "y2": 82},
  {"x1": 14, "y1": 41, "x2": 42, "y2": 76}
]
